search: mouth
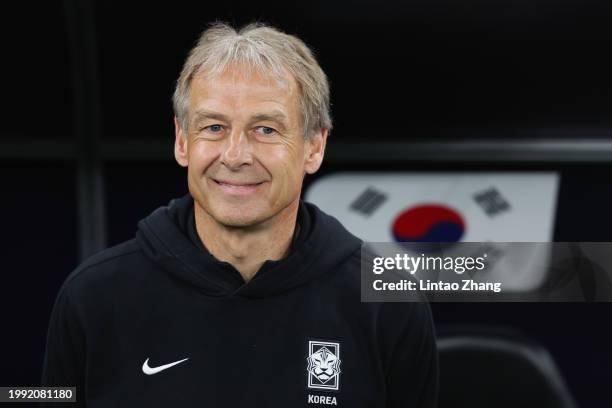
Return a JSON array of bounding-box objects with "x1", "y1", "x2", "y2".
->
[{"x1": 211, "y1": 179, "x2": 265, "y2": 196}]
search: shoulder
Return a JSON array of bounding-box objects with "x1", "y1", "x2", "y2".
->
[
  {"x1": 325, "y1": 247, "x2": 432, "y2": 323},
  {"x1": 47, "y1": 239, "x2": 153, "y2": 333},
  {"x1": 341, "y1": 246, "x2": 434, "y2": 326},
  {"x1": 60, "y1": 239, "x2": 151, "y2": 299}
]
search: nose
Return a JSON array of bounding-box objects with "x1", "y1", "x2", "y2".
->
[{"x1": 220, "y1": 129, "x2": 252, "y2": 170}]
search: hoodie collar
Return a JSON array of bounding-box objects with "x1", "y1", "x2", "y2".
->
[
  {"x1": 136, "y1": 194, "x2": 361, "y2": 298},
  {"x1": 184, "y1": 196, "x2": 307, "y2": 257}
]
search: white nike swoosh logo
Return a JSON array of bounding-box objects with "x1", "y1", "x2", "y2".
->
[{"x1": 142, "y1": 357, "x2": 189, "y2": 375}]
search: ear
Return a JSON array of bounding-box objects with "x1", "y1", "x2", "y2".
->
[
  {"x1": 174, "y1": 116, "x2": 189, "y2": 168},
  {"x1": 304, "y1": 128, "x2": 328, "y2": 175}
]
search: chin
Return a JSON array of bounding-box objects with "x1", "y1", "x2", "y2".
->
[{"x1": 210, "y1": 206, "x2": 271, "y2": 228}]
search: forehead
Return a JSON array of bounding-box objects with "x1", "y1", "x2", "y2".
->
[{"x1": 188, "y1": 64, "x2": 300, "y2": 115}]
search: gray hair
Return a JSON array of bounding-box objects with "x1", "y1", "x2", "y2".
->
[{"x1": 172, "y1": 22, "x2": 332, "y2": 138}]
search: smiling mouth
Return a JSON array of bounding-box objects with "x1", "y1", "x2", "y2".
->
[
  {"x1": 213, "y1": 179, "x2": 264, "y2": 187},
  {"x1": 212, "y1": 179, "x2": 265, "y2": 195}
]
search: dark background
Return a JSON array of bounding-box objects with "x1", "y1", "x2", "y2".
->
[{"x1": 2, "y1": 0, "x2": 612, "y2": 406}]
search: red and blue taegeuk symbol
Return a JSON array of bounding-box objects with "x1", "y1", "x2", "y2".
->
[{"x1": 391, "y1": 204, "x2": 466, "y2": 242}]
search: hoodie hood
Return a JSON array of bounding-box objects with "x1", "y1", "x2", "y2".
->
[{"x1": 136, "y1": 194, "x2": 362, "y2": 298}]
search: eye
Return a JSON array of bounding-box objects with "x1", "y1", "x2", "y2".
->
[
  {"x1": 204, "y1": 124, "x2": 224, "y2": 133},
  {"x1": 254, "y1": 126, "x2": 277, "y2": 136}
]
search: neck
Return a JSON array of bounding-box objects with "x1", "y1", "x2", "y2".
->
[{"x1": 194, "y1": 200, "x2": 300, "y2": 282}]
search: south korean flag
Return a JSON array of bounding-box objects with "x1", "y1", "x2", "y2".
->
[{"x1": 305, "y1": 172, "x2": 560, "y2": 292}]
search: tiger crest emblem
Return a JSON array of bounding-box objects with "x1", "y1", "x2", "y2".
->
[{"x1": 306, "y1": 341, "x2": 341, "y2": 390}]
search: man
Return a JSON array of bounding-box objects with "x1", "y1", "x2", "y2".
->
[{"x1": 42, "y1": 22, "x2": 438, "y2": 407}]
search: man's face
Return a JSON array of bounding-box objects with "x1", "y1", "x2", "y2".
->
[{"x1": 174, "y1": 65, "x2": 327, "y2": 228}]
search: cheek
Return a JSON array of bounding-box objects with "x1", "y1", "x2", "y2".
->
[
  {"x1": 267, "y1": 141, "x2": 304, "y2": 172},
  {"x1": 268, "y1": 148, "x2": 305, "y2": 188},
  {"x1": 188, "y1": 141, "x2": 218, "y2": 171}
]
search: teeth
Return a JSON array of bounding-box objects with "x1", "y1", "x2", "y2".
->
[{"x1": 218, "y1": 181, "x2": 258, "y2": 186}]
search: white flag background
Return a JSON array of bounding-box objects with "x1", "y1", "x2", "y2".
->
[{"x1": 305, "y1": 172, "x2": 560, "y2": 291}]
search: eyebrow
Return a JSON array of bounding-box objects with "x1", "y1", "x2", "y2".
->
[
  {"x1": 192, "y1": 109, "x2": 231, "y2": 124},
  {"x1": 192, "y1": 109, "x2": 290, "y2": 131},
  {"x1": 251, "y1": 110, "x2": 289, "y2": 129}
]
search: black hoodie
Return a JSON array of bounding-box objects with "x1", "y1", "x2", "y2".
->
[{"x1": 42, "y1": 194, "x2": 438, "y2": 407}]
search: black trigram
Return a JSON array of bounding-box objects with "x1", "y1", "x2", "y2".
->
[
  {"x1": 350, "y1": 187, "x2": 387, "y2": 216},
  {"x1": 473, "y1": 187, "x2": 511, "y2": 217}
]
